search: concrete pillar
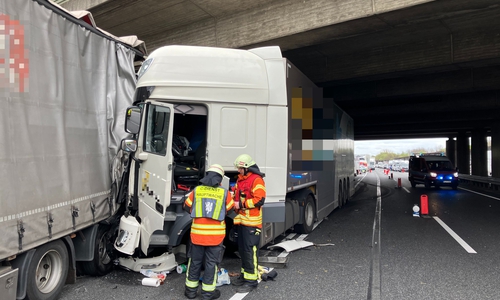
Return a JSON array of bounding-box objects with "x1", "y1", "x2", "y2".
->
[
  {"x1": 492, "y1": 122, "x2": 500, "y2": 178},
  {"x1": 471, "y1": 129, "x2": 488, "y2": 176},
  {"x1": 456, "y1": 131, "x2": 469, "y2": 175},
  {"x1": 446, "y1": 137, "x2": 456, "y2": 167}
]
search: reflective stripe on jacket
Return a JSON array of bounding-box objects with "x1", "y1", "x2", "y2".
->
[
  {"x1": 184, "y1": 186, "x2": 234, "y2": 246},
  {"x1": 234, "y1": 172, "x2": 266, "y2": 228}
]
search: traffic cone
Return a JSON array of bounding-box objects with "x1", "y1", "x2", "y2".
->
[{"x1": 420, "y1": 194, "x2": 429, "y2": 216}]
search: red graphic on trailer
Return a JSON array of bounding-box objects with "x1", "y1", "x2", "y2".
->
[{"x1": 0, "y1": 14, "x2": 29, "y2": 93}]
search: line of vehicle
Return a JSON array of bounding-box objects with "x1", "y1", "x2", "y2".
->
[
  {"x1": 459, "y1": 187, "x2": 500, "y2": 201},
  {"x1": 367, "y1": 174, "x2": 382, "y2": 300},
  {"x1": 432, "y1": 216, "x2": 477, "y2": 254}
]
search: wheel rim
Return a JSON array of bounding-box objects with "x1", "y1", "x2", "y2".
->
[
  {"x1": 305, "y1": 201, "x2": 314, "y2": 226},
  {"x1": 36, "y1": 249, "x2": 63, "y2": 294}
]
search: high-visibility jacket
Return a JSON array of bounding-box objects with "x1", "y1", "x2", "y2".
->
[
  {"x1": 234, "y1": 172, "x2": 266, "y2": 228},
  {"x1": 184, "y1": 186, "x2": 234, "y2": 246}
]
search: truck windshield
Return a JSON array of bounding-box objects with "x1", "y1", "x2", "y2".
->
[{"x1": 429, "y1": 161, "x2": 454, "y2": 171}]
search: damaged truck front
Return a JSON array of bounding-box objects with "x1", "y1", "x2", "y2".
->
[
  {"x1": 113, "y1": 45, "x2": 354, "y2": 273},
  {"x1": 0, "y1": 0, "x2": 146, "y2": 299}
]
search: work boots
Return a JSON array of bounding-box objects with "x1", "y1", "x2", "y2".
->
[
  {"x1": 236, "y1": 281, "x2": 258, "y2": 293},
  {"x1": 201, "y1": 289, "x2": 221, "y2": 300},
  {"x1": 184, "y1": 286, "x2": 197, "y2": 299},
  {"x1": 231, "y1": 275, "x2": 245, "y2": 286}
]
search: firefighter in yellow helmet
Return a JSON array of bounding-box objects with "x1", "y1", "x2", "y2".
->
[
  {"x1": 183, "y1": 164, "x2": 235, "y2": 300},
  {"x1": 231, "y1": 154, "x2": 266, "y2": 293}
]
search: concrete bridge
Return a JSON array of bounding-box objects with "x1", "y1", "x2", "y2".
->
[{"x1": 60, "y1": 0, "x2": 500, "y2": 177}]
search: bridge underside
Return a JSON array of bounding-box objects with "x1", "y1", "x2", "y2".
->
[{"x1": 63, "y1": 0, "x2": 500, "y2": 140}]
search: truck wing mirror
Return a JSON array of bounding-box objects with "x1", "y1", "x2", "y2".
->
[
  {"x1": 125, "y1": 106, "x2": 141, "y2": 134},
  {"x1": 121, "y1": 139, "x2": 137, "y2": 152}
]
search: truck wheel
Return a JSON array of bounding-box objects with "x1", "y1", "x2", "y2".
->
[
  {"x1": 294, "y1": 194, "x2": 316, "y2": 234},
  {"x1": 346, "y1": 179, "x2": 350, "y2": 204},
  {"x1": 338, "y1": 181, "x2": 343, "y2": 208},
  {"x1": 78, "y1": 225, "x2": 115, "y2": 276},
  {"x1": 26, "y1": 240, "x2": 69, "y2": 300},
  {"x1": 343, "y1": 179, "x2": 348, "y2": 205},
  {"x1": 410, "y1": 179, "x2": 416, "y2": 188}
]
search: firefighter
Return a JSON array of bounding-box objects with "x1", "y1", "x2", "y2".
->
[
  {"x1": 184, "y1": 164, "x2": 235, "y2": 300},
  {"x1": 231, "y1": 154, "x2": 266, "y2": 293}
]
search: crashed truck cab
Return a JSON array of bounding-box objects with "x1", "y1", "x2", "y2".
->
[
  {"x1": 114, "y1": 103, "x2": 184, "y2": 272},
  {"x1": 112, "y1": 45, "x2": 290, "y2": 272}
]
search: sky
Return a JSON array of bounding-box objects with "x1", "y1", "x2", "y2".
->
[{"x1": 354, "y1": 138, "x2": 448, "y2": 156}]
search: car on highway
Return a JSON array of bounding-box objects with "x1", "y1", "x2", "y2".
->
[{"x1": 408, "y1": 153, "x2": 459, "y2": 189}]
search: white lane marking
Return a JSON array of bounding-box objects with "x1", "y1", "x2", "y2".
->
[
  {"x1": 354, "y1": 173, "x2": 366, "y2": 189},
  {"x1": 458, "y1": 187, "x2": 500, "y2": 201},
  {"x1": 403, "y1": 187, "x2": 410, "y2": 193},
  {"x1": 433, "y1": 216, "x2": 477, "y2": 254},
  {"x1": 229, "y1": 292, "x2": 248, "y2": 300},
  {"x1": 367, "y1": 174, "x2": 382, "y2": 299}
]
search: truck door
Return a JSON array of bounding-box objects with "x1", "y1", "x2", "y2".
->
[{"x1": 135, "y1": 100, "x2": 174, "y2": 255}]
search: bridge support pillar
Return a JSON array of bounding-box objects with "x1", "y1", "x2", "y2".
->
[
  {"x1": 492, "y1": 121, "x2": 500, "y2": 178},
  {"x1": 456, "y1": 131, "x2": 470, "y2": 175},
  {"x1": 446, "y1": 137, "x2": 456, "y2": 167},
  {"x1": 471, "y1": 129, "x2": 488, "y2": 176}
]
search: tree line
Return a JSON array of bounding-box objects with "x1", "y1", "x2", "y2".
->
[{"x1": 374, "y1": 146, "x2": 446, "y2": 162}]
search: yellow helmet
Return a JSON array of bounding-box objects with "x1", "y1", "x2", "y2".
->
[
  {"x1": 234, "y1": 154, "x2": 256, "y2": 169},
  {"x1": 206, "y1": 164, "x2": 224, "y2": 177}
]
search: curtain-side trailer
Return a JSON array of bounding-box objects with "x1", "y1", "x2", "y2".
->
[{"x1": 0, "y1": 1, "x2": 145, "y2": 299}]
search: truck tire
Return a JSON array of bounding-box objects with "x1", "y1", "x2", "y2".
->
[
  {"x1": 346, "y1": 179, "x2": 350, "y2": 204},
  {"x1": 410, "y1": 178, "x2": 416, "y2": 188},
  {"x1": 26, "y1": 240, "x2": 69, "y2": 300},
  {"x1": 338, "y1": 181, "x2": 343, "y2": 208},
  {"x1": 343, "y1": 179, "x2": 348, "y2": 205},
  {"x1": 78, "y1": 225, "x2": 115, "y2": 276},
  {"x1": 294, "y1": 194, "x2": 316, "y2": 234}
]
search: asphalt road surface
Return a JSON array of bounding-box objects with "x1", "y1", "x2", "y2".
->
[{"x1": 59, "y1": 169, "x2": 500, "y2": 300}]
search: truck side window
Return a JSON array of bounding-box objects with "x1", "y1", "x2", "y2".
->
[{"x1": 144, "y1": 104, "x2": 171, "y2": 155}]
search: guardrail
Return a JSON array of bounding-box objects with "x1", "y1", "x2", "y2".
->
[{"x1": 458, "y1": 174, "x2": 500, "y2": 191}]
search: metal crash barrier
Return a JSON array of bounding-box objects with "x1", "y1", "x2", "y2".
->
[{"x1": 458, "y1": 174, "x2": 500, "y2": 191}]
